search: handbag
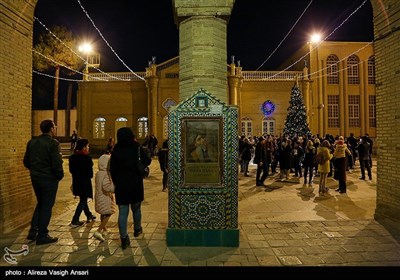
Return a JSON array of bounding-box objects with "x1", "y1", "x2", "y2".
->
[{"x1": 136, "y1": 146, "x2": 147, "y2": 178}]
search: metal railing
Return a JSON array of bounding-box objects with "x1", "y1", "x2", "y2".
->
[
  {"x1": 87, "y1": 72, "x2": 146, "y2": 81},
  {"x1": 86, "y1": 70, "x2": 303, "y2": 82},
  {"x1": 241, "y1": 71, "x2": 303, "y2": 81}
]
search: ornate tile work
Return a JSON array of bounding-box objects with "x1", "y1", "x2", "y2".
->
[{"x1": 167, "y1": 88, "x2": 238, "y2": 229}]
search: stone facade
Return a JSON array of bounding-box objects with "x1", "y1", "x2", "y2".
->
[
  {"x1": 80, "y1": 39, "x2": 377, "y2": 152},
  {"x1": 32, "y1": 109, "x2": 77, "y2": 137},
  {"x1": 0, "y1": 0, "x2": 398, "y2": 234},
  {"x1": 77, "y1": 80, "x2": 148, "y2": 150},
  {"x1": 371, "y1": 0, "x2": 400, "y2": 227},
  {"x1": 173, "y1": 0, "x2": 235, "y2": 103},
  {"x1": 0, "y1": 0, "x2": 37, "y2": 233}
]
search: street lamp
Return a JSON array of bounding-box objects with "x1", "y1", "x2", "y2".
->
[
  {"x1": 309, "y1": 33, "x2": 323, "y2": 135},
  {"x1": 79, "y1": 43, "x2": 92, "y2": 80},
  {"x1": 310, "y1": 33, "x2": 321, "y2": 44}
]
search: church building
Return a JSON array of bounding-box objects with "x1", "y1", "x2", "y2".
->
[{"x1": 76, "y1": 40, "x2": 375, "y2": 152}]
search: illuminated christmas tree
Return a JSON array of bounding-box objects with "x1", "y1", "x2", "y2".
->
[{"x1": 283, "y1": 79, "x2": 311, "y2": 138}]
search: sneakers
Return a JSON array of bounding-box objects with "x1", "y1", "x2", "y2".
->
[
  {"x1": 134, "y1": 227, "x2": 143, "y2": 237},
  {"x1": 69, "y1": 221, "x2": 84, "y2": 228},
  {"x1": 86, "y1": 215, "x2": 96, "y2": 223},
  {"x1": 121, "y1": 236, "x2": 130, "y2": 249},
  {"x1": 93, "y1": 231, "x2": 105, "y2": 242},
  {"x1": 36, "y1": 235, "x2": 58, "y2": 245}
]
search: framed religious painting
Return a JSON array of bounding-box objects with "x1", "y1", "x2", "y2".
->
[{"x1": 181, "y1": 117, "x2": 223, "y2": 188}]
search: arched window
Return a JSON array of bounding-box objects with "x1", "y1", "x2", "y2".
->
[
  {"x1": 115, "y1": 117, "x2": 128, "y2": 140},
  {"x1": 368, "y1": 55, "x2": 375, "y2": 84},
  {"x1": 93, "y1": 117, "x2": 106, "y2": 139},
  {"x1": 347, "y1": 55, "x2": 360, "y2": 84},
  {"x1": 327, "y1": 55, "x2": 339, "y2": 84},
  {"x1": 137, "y1": 117, "x2": 148, "y2": 139},
  {"x1": 241, "y1": 118, "x2": 252, "y2": 138}
]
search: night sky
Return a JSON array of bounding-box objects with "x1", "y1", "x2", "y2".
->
[{"x1": 32, "y1": 0, "x2": 373, "y2": 109}]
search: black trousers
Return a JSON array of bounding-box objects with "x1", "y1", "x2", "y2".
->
[{"x1": 30, "y1": 176, "x2": 59, "y2": 239}]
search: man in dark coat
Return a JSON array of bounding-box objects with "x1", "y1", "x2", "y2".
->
[
  {"x1": 356, "y1": 136, "x2": 372, "y2": 180},
  {"x1": 253, "y1": 136, "x2": 264, "y2": 186},
  {"x1": 110, "y1": 127, "x2": 152, "y2": 249},
  {"x1": 23, "y1": 119, "x2": 64, "y2": 245}
]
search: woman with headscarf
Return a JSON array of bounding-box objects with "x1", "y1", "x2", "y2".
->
[
  {"x1": 317, "y1": 140, "x2": 333, "y2": 195},
  {"x1": 333, "y1": 136, "x2": 351, "y2": 194},
  {"x1": 110, "y1": 127, "x2": 152, "y2": 249}
]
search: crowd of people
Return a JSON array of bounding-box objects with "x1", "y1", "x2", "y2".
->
[
  {"x1": 24, "y1": 119, "x2": 372, "y2": 249},
  {"x1": 24, "y1": 120, "x2": 154, "y2": 249},
  {"x1": 239, "y1": 132, "x2": 373, "y2": 196}
]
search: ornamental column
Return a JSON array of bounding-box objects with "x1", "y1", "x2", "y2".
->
[
  {"x1": 173, "y1": 0, "x2": 235, "y2": 103},
  {"x1": 145, "y1": 63, "x2": 159, "y2": 137},
  {"x1": 168, "y1": 0, "x2": 238, "y2": 247}
]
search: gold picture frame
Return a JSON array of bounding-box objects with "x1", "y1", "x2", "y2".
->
[{"x1": 182, "y1": 117, "x2": 223, "y2": 187}]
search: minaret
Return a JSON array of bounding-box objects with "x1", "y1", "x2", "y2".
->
[
  {"x1": 167, "y1": 1, "x2": 239, "y2": 247},
  {"x1": 173, "y1": 0, "x2": 235, "y2": 102}
]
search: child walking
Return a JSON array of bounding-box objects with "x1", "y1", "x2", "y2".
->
[
  {"x1": 69, "y1": 138, "x2": 96, "y2": 228},
  {"x1": 93, "y1": 154, "x2": 116, "y2": 242}
]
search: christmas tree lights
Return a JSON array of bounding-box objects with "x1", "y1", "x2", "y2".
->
[{"x1": 283, "y1": 81, "x2": 311, "y2": 138}]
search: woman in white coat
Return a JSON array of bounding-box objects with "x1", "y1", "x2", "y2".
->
[{"x1": 93, "y1": 154, "x2": 116, "y2": 242}]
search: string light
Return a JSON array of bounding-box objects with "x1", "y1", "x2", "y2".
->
[
  {"x1": 311, "y1": 56, "x2": 369, "y2": 81},
  {"x1": 307, "y1": 41, "x2": 374, "y2": 80},
  {"x1": 76, "y1": 0, "x2": 145, "y2": 81},
  {"x1": 33, "y1": 0, "x2": 369, "y2": 84},
  {"x1": 32, "y1": 49, "x2": 108, "y2": 81},
  {"x1": 267, "y1": 0, "x2": 369, "y2": 80},
  {"x1": 33, "y1": 70, "x2": 83, "y2": 82},
  {"x1": 255, "y1": 0, "x2": 313, "y2": 71},
  {"x1": 34, "y1": 16, "x2": 130, "y2": 81}
]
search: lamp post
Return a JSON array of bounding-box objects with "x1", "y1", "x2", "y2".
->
[
  {"x1": 310, "y1": 33, "x2": 323, "y2": 135},
  {"x1": 79, "y1": 43, "x2": 92, "y2": 81}
]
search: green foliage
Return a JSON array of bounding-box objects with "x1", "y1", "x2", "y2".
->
[
  {"x1": 283, "y1": 82, "x2": 311, "y2": 138},
  {"x1": 33, "y1": 25, "x2": 83, "y2": 75}
]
